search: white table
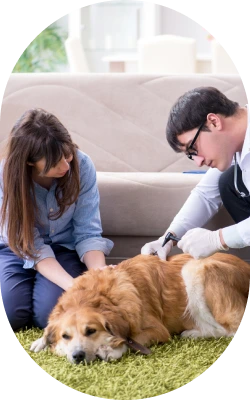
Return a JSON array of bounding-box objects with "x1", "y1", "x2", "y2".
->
[
  {"x1": 102, "y1": 54, "x2": 139, "y2": 73},
  {"x1": 102, "y1": 53, "x2": 212, "y2": 73}
]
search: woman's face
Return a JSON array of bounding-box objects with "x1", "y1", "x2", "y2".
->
[{"x1": 30, "y1": 154, "x2": 73, "y2": 179}]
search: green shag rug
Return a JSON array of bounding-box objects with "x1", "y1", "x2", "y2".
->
[{"x1": 16, "y1": 329, "x2": 232, "y2": 399}]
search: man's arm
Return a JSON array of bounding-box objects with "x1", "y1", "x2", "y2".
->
[
  {"x1": 141, "y1": 168, "x2": 223, "y2": 259},
  {"x1": 168, "y1": 167, "x2": 223, "y2": 238}
]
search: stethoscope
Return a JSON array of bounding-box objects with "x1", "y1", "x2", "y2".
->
[{"x1": 234, "y1": 154, "x2": 250, "y2": 198}]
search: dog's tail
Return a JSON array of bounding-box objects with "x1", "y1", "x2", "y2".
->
[
  {"x1": 182, "y1": 255, "x2": 249, "y2": 336},
  {"x1": 204, "y1": 253, "x2": 250, "y2": 299}
]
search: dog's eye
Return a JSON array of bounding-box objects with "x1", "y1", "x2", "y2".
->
[
  {"x1": 62, "y1": 333, "x2": 71, "y2": 340},
  {"x1": 85, "y1": 328, "x2": 96, "y2": 336}
]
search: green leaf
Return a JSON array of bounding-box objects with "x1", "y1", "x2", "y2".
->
[{"x1": 13, "y1": 23, "x2": 67, "y2": 73}]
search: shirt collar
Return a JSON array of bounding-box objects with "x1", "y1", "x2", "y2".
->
[{"x1": 33, "y1": 179, "x2": 57, "y2": 192}]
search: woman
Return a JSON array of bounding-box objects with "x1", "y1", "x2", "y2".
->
[{"x1": 0, "y1": 108, "x2": 113, "y2": 331}]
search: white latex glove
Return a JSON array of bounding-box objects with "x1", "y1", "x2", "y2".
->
[
  {"x1": 141, "y1": 237, "x2": 173, "y2": 260},
  {"x1": 177, "y1": 228, "x2": 228, "y2": 259}
]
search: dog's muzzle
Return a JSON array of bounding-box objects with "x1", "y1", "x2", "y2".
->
[{"x1": 72, "y1": 350, "x2": 86, "y2": 364}]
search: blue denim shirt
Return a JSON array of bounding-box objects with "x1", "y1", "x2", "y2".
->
[{"x1": 0, "y1": 150, "x2": 113, "y2": 268}]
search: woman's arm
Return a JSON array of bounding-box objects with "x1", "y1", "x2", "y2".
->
[
  {"x1": 73, "y1": 153, "x2": 113, "y2": 259},
  {"x1": 83, "y1": 250, "x2": 106, "y2": 270},
  {"x1": 35, "y1": 258, "x2": 74, "y2": 291},
  {"x1": 35, "y1": 251, "x2": 106, "y2": 291}
]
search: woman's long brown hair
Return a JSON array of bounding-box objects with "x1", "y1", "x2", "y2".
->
[{"x1": 0, "y1": 108, "x2": 80, "y2": 260}]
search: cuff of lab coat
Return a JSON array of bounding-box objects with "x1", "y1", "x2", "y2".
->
[{"x1": 222, "y1": 225, "x2": 247, "y2": 249}]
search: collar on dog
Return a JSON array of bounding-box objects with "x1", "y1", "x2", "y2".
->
[{"x1": 126, "y1": 338, "x2": 151, "y2": 355}]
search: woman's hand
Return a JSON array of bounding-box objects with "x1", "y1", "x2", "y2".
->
[
  {"x1": 35, "y1": 258, "x2": 74, "y2": 290},
  {"x1": 98, "y1": 264, "x2": 117, "y2": 270}
]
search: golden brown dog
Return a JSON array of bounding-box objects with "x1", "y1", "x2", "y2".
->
[{"x1": 30, "y1": 253, "x2": 250, "y2": 364}]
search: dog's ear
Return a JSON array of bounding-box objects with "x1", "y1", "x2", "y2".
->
[
  {"x1": 43, "y1": 321, "x2": 58, "y2": 347},
  {"x1": 101, "y1": 311, "x2": 130, "y2": 341},
  {"x1": 103, "y1": 320, "x2": 126, "y2": 347},
  {"x1": 43, "y1": 303, "x2": 65, "y2": 347},
  {"x1": 49, "y1": 302, "x2": 65, "y2": 320}
]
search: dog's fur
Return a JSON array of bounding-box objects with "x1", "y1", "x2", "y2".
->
[{"x1": 31, "y1": 253, "x2": 250, "y2": 363}]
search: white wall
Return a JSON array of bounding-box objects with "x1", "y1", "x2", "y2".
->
[
  {"x1": 54, "y1": 14, "x2": 68, "y2": 31},
  {"x1": 160, "y1": 6, "x2": 211, "y2": 56},
  {"x1": 54, "y1": 2, "x2": 213, "y2": 73},
  {"x1": 81, "y1": 2, "x2": 144, "y2": 72}
]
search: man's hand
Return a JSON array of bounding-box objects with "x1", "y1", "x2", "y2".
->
[
  {"x1": 177, "y1": 228, "x2": 228, "y2": 259},
  {"x1": 141, "y1": 237, "x2": 173, "y2": 260}
]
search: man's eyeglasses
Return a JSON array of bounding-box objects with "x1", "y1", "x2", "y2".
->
[{"x1": 186, "y1": 121, "x2": 206, "y2": 160}]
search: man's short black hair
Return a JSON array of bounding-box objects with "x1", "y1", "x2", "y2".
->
[{"x1": 166, "y1": 87, "x2": 239, "y2": 152}]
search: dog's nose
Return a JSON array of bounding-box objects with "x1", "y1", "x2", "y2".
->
[{"x1": 72, "y1": 351, "x2": 86, "y2": 364}]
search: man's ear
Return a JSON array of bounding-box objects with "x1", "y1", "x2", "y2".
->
[{"x1": 207, "y1": 113, "x2": 223, "y2": 130}]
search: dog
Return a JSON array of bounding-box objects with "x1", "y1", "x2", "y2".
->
[{"x1": 30, "y1": 253, "x2": 250, "y2": 364}]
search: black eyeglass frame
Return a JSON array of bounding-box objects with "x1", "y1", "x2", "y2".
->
[{"x1": 186, "y1": 121, "x2": 206, "y2": 160}]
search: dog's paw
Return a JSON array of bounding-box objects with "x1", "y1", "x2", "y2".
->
[
  {"x1": 96, "y1": 344, "x2": 127, "y2": 361},
  {"x1": 30, "y1": 337, "x2": 47, "y2": 352},
  {"x1": 181, "y1": 329, "x2": 202, "y2": 338}
]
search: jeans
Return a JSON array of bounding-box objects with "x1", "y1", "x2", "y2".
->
[{"x1": 0, "y1": 244, "x2": 87, "y2": 331}]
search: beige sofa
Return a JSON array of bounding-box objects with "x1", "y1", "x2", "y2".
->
[{"x1": 0, "y1": 73, "x2": 248, "y2": 262}]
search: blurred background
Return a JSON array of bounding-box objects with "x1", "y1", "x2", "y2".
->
[{"x1": 13, "y1": 0, "x2": 238, "y2": 75}]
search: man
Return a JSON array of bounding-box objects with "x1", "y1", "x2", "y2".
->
[{"x1": 141, "y1": 87, "x2": 249, "y2": 260}]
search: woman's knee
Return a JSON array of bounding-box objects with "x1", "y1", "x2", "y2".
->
[
  {"x1": 33, "y1": 276, "x2": 64, "y2": 328},
  {"x1": 32, "y1": 298, "x2": 61, "y2": 329},
  {"x1": 0, "y1": 249, "x2": 34, "y2": 331},
  {"x1": 1, "y1": 287, "x2": 32, "y2": 331},
  {"x1": 32, "y1": 311, "x2": 49, "y2": 329},
  {"x1": 2, "y1": 294, "x2": 32, "y2": 331}
]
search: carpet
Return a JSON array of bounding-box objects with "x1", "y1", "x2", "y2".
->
[{"x1": 16, "y1": 328, "x2": 231, "y2": 399}]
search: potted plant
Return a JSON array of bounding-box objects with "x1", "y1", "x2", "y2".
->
[{"x1": 13, "y1": 24, "x2": 67, "y2": 72}]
